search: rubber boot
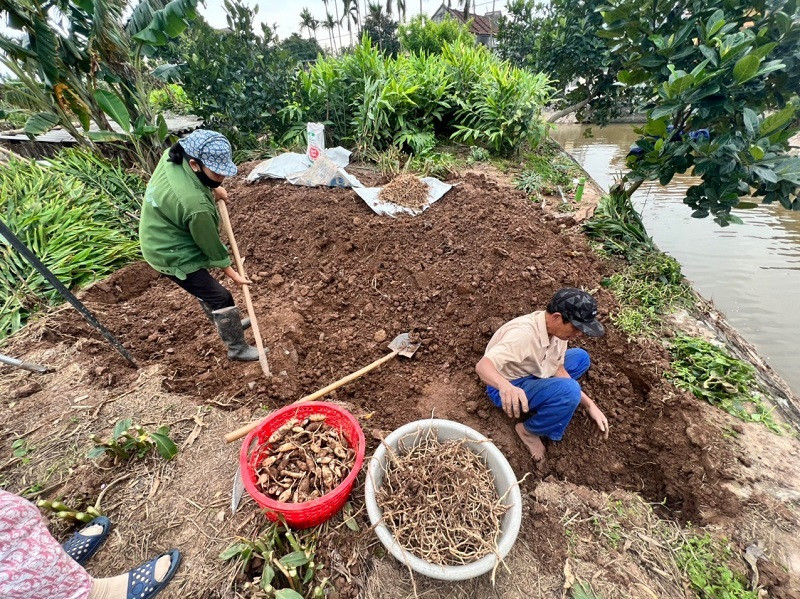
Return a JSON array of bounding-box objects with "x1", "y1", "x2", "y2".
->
[
  {"x1": 212, "y1": 306, "x2": 261, "y2": 361},
  {"x1": 199, "y1": 299, "x2": 250, "y2": 330}
]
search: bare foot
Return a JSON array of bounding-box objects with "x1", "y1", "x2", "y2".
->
[{"x1": 515, "y1": 423, "x2": 545, "y2": 461}]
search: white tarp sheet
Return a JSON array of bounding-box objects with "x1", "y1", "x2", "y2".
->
[
  {"x1": 246, "y1": 149, "x2": 453, "y2": 217},
  {"x1": 353, "y1": 178, "x2": 454, "y2": 217}
]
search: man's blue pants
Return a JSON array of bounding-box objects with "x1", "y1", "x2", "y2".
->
[{"x1": 487, "y1": 348, "x2": 590, "y2": 441}]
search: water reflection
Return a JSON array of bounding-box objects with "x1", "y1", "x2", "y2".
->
[{"x1": 551, "y1": 123, "x2": 800, "y2": 394}]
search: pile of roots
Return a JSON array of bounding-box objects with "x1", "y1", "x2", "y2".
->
[
  {"x1": 376, "y1": 435, "x2": 509, "y2": 566},
  {"x1": 255, "y1": 415, "x2": 355, "y2": 503},
  {"x1": 378, "y1": 174, "x2": 430, "y2": 209}
]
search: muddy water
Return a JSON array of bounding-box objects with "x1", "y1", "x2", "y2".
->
[{"x1": 551, "y1": 123, "x2": 800, "y2": 394}]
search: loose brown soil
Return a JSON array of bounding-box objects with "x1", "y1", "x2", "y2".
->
[
  {"x1": 3, "y1": 163, "x2": 798, "y2": 597},
  {"x1": 378, "y1": 173, "x2": 429, "y2": 209}
]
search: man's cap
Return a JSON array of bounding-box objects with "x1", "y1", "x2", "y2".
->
[
  {"x1": 178, "y1": 129, "x2": 237, "y2": 177},
  {"x1": 547, "y1": 288, "x2": 605, "y2": 337}
]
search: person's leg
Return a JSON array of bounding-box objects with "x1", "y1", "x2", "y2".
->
[
  {"x1": 564, "y1": 348, "x2": 590, "y2": 380},
  {"x1": 88, "y1": 550, "x2": 180, "y2": 599},
  {"x1": 165, "y1": 269, "x2": 234, "y2": 311},
  {"x1": 515, "y1": 376, "x2": 582, "y2": 441},
  {"x1": 0, "y1": 489, "x2": 92, "y2": 599}
]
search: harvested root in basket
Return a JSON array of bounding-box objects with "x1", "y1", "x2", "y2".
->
[
  {"x1": 378, "y1": 174, "x2": 430, "y2": 210},
  {"x1": 377, "y1": 435, "x2": 509, "y2": 566},
  {"x1": 255, "y1": 415, "x2": 355, "y2": 503}
]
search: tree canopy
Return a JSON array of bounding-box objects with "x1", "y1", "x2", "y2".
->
[{"x1": 602, "y1": 0, "x2": 800, "y2": 223}]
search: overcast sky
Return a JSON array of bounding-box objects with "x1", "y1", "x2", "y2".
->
[{"x1": 198, "y1": 0, "x2": 505, "y2": 48}]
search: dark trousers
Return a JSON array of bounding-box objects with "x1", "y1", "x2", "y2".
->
[{"x1": 165, "y1": 269, "x2": 234, "y2": 311}]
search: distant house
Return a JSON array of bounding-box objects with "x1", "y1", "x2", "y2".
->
[{"x1": 430, "y1": 3, "x2": 501, "y2": 48}]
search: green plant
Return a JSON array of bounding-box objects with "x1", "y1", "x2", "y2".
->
[
  {"x1": 468, "y1": 146, "x2": 490, "y2": 163},
  {"x1": 668, "y1": 335, "x2": 779, "y2": 432},
  {"x1": 583, "y1": 190, "x2": 654, "y2": 257},
  {"x1": 221, "y1": 521, "x2": 328, "y2": 598},
  {"x1": 0, "y1": 0, "x2": 198, "y2": 171},
  {"x1": 408, "y1": 151, "x2": 459, "y2": 178},
  {"x1": 601, "y1": 251, "x2": 693, "y2": 336},
  {"x1": 398, "y1": 14, "x2": 474, "y2": 55},
  {"x1": 362, "y1": 3, "x2": 400, "y2": 57},
  {"x1": 601, "y1": 0, "x2": 800, "y2": 223},
  {"x1": 36, "y1": 499, "x2": 103, "y2": 524},
  {"x1": 148, "y1": 83, "x2": 193, "y2": 114},
  {"x1": 88, "y1": 419, "x2": 178, "y2": 462},
  {"x1": 47, "y1": 148, "x2": 146, "y2": 234},
  {"x1": 0, "y1": 157, "x2": 140, "y2": 340},
  {"x1": 676, "y1": 533, "x2": 757, "y2": 599},
  {"x1": 515, "y1": 142, "x2": 581, "y2": 196},
  {"x1": 11, "y1": 438, "x2": 31, "y2": 459}
]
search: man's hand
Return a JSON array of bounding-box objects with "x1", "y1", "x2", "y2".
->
[
  {"x1": 499, "y1": 382, "x2": 529, "y2": 419},
  {"x1": 213, "y1": 186, "x2": 228, "y2": 202},
  {"x1": 586, "y1": 403, "x2": 609, "y2": 439}
]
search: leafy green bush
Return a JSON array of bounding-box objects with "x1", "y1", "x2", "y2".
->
[
  {"x1": 88, "y1": 419, "x2": 178, "y2": 463},
  {"x1": 282, "y1": 37, "x2": 551, "y2": 156},
  {"x1": 0, "y1": 157, "x2": 140, "y2": 340},
  {"x1": 148, "y1": 84, "x2": 193, "y2": 114},
  {"x1": 159, "y1": 1, "x2": 297, "y2": 139},
  {"x1": 668, "y1": 335, "x2": 779, "y2": 431},
  {"x1": 398, "y1": 14, "x2": 474, "y2": 55}
]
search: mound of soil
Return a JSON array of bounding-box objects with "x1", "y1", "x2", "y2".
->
[{"x1": 47, "y1": 167, "x2": 738, "y2": 532}]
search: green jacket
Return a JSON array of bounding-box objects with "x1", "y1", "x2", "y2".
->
[{"x1": 139, "y1": 151, "x2": 231, "y2": 279}]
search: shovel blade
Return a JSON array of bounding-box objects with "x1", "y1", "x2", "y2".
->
[{"x1": 388, "y1": 333, "x2": 421, "y2": 358}]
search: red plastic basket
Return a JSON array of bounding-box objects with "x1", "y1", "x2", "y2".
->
[{"x1": 240, "y1": 402, "x2": 366, "y2": 529}]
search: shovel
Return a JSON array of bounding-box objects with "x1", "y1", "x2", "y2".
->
[
  {"x1": 229, "y1": 332, "x2": 420, "y2": 512},
  {"x1": 224, "y1": 333, "x2": 421, "y2": 444}
]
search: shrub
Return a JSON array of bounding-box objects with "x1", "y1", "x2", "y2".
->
[
  {"x1": 398, "y1": 14, "x2": 474, "y2": 55},
  {"x1": 148, "y1": 84, "x2": 193, "y2": 114},
  {"x1": 281, "y1": 37, "x2": 551, "y2": 157}
]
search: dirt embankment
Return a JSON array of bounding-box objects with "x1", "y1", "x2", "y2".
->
[{"x1": 3, "y1": 165, "x2": 797, "y2": 597}]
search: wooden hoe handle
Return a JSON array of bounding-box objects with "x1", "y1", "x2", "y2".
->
[
  {"x1": 216, "y1": 199, "x2": 271, "y2": 378},
  {"x1": 224, "y1": 350, "x2": 400, "y2": 443}
]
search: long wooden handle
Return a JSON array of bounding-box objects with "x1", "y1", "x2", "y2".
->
[
  {"x1": 224, "y1": 350, "x2": 400, "y2": 443},
  {"x1": 217, "y1": 199, "x2": 270, "y2": 378}
]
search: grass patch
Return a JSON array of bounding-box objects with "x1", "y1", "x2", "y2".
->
[
  {"x1": 514, "y1": 140, "x2": 582, "y2": 198},
  {"x1": 676, "y1": 533, "x2": 757, "y2": 599},
  {"x1": 668, "y1": 335, "x2": 780, "y2": 432}
]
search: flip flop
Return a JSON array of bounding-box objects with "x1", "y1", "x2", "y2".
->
[
  {"x1": 62, "y1": 516, "x2": 111, "y2": 566},
  {"x1": 127, "y1": 548, "x2": 182, "y2": 599}
]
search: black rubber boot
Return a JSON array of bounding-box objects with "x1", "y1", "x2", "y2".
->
[
  {"x1": 199, "y1": 299, "x2": 250, "y2": 330},
  {"x1": 212, "y1": 306, "x2": 260, "y2": 361}
]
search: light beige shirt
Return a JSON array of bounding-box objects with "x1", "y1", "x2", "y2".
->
[{"x1": 484, "y1": 311, "x2": 567, "y2": 381}]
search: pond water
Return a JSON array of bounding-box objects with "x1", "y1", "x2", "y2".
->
[{"x1": 551, "y1": 123, "x2": 800, "y2": 395}]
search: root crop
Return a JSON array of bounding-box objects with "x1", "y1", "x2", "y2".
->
[
  {"x1": 376, "y1": 435, "x2": 509, "y2": 566},
  {"x1": 255, "y1": 415, "x2": 355, "y2": 503}
]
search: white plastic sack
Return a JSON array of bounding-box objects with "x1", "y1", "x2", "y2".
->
[
  {"x1": 353, "y1": 178, "x2": 454, "y2": 217},
  {"x1": 245, "y1": 147, "x2": 362, "y2": 188},
  {"x1": 306, "y1": 122, "x2": 325, "y2": 162}
]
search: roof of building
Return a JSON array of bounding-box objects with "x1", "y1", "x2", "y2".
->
[{"x1": 436, "y1": 5, "x2": 499, "y2": 36}]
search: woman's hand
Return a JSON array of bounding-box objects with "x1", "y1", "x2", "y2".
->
[
  {"x1": 213, "y1": 186, "x2": 228, "y2": 202},
  {"x1": 224, "y1": 266, "x2": 251, "y2": 287}
]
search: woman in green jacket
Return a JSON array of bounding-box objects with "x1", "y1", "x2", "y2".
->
[{"x1": 139, "y1": 129, "x2": 259, "y2": 361}]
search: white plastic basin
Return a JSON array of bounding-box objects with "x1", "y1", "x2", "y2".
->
[{"x1": 365, "y1": 419, "x2": 523, "y2": 581}]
